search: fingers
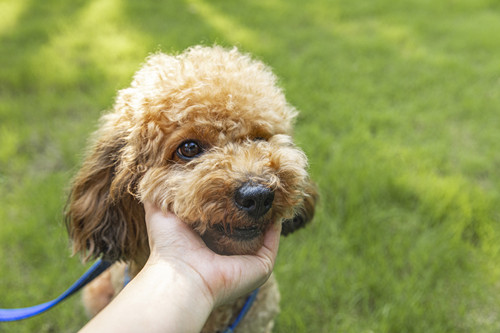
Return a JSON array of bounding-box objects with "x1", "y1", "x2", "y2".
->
[
  {"x1": 254, "y1": 222, "x2": 281, "y2": 270},
  {"x1": 143, "y1": 200, "x2": 156, "y2": 216},
  {"x1": 143, "y1": 201, "x2": 207, "y2": 255},
  {"x1": 142, "y1": 201, "x2": 282, "y2": 306},
  {"x1": 223, "y1": 223, "x2": 282, "y2": 298},
  {"x1": 254, "y1": 222, "x2": 282, "y2": 280},
  {"x1": 144, "y1": 200, "x2": 281, "y2": 266},
  {"x1": 262, "y1": 222, "x2": 282, "y2": 258},
  {"x1": 144, "y1": 201, "x2": 182, "y2": 251},
  {"x1": 143, "y1": 201, "x2": 173, "y2": 237},
  {"x1": 143, "y1": 201, "x2": 168, "y2": 224},
  {"x1": 143, "y1": 201, "x2": 184, "y2": 233}
]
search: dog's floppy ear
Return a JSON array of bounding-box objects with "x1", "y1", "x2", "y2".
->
[
  {"x1": 281, "y1": 180, "x2": 319, "y2": 236},
  {"x1": 65, "y1": 115, "x2": 147, "y2": 262}
]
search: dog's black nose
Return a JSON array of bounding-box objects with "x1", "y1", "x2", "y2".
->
[{"x1": 234, "y1": 183, "x2": 274, "y2": 219}]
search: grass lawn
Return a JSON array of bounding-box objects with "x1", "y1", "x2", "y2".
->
[{"x1": 1, "y1": 0, "x2": 500, "y2": 332}]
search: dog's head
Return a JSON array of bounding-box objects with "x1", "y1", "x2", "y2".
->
[{"x1": 66, "y1": 46, "x2": 318, "y2": 261}]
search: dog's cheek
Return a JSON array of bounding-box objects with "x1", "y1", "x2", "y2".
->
[
  {"x1": 139, "y1": 168, "x2": 174, "y2": 204},
  {"x1": 269, "y1": 146, "x2": 309, "y2": 209},
  {"x1": 281, "y1": 180, "x2": 319, "y2": 236},
  {"x1": 265, "y1": 139, "x2": 318, "y2": 235}
]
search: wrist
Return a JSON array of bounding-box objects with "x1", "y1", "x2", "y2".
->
[
  {"x1": 142, "y1": 256, "x2": 216, "y2": 312},
  {"x1": 131, "y1": 261, "x2": 215, "y2": 332},
  {"x1": 81, "y1": 259, "x2": 215, "y2": 333}
]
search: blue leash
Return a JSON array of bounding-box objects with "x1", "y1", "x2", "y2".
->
[
  {"x1": 223, "y1": 288, "x2": 260, "y2": 333},
  {"x1": 0, "y1": 259, "x2": 112, "y2": 322},
  {"x1": 1, "y1": 259, "x2": 258, "y2": 331}
]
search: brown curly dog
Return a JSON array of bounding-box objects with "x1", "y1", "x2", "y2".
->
[{"x1": 65, "y1": 46, "x2": 318, "y2": 333}]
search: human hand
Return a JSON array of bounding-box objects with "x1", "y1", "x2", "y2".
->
[
  {"x1": 143, "y1": 201, "x2": 281, "y2": 308},
  {"x1": 79, "y1": 203, "x2": 281, "y2": 333}
]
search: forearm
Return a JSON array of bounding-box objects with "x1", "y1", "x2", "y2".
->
[{"x1": 79, "y1": 262, "x2": 214, "y2": 333}]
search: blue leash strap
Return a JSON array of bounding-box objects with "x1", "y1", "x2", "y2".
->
[
  {"x1": 223, "y1": 288, "x2": 259, "y2": 333},
  {"x1": 0, "y1": 259, "x2": 112, "y2": 322}
]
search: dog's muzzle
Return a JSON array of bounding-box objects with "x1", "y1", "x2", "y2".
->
[
  {"x1": 234, "y1": 182, "x2": 275, "y2": 219},
  {"x1": 206, "y1": 182, "x2": 276, "y2": 246}
]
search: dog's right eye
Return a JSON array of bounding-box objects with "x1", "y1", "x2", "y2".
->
[{"x1": 176, "y1": 140, "x2": 203, "y2": 160}]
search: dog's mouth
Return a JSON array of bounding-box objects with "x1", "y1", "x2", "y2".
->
[
  {"x1": 202, "y1": 222, "x2": 267, "y2": 255},
  {"x1": 214, "y1": 223, "x2": 263, "y2": 241}
]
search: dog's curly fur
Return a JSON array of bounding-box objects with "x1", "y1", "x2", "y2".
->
[{"x1": 66, "y1": 46, "x2": 318, "y2": 332}]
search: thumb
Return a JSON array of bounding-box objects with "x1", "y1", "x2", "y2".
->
[{"x1": 143, "y1": 201, "x2": 206, "y2": 253}]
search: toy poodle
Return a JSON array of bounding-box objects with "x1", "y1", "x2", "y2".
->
[{"x1": 65, "y1": 46, "x2": 318, "y2": 332}]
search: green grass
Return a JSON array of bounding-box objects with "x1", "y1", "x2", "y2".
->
[{"x1": 1, "y1": 0, "x2": 500, "y2": 331}]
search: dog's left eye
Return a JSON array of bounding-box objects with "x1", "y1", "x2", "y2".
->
[{"x1": 177, "y1": 140, "x2": 203, "y2": 160}]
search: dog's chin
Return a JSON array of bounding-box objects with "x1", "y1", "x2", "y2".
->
[{"x1": 201, "y1": 223, "x2": 268, "y2": 255}]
